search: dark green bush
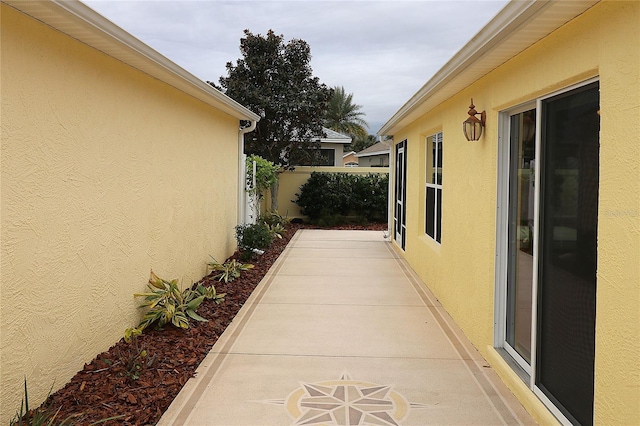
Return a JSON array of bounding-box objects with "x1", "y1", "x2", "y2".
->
[
  {"x1": 294, "y1": 172, "x2": 388, "y2": 223},
  {"x1": 351, "y1": 173, "x2": 389, "y2": 222},
  {"x1": 235, "y1": 223, "x2": 274, "y2": 260}
]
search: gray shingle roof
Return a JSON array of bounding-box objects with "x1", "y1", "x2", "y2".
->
[
  {"x1": 355, "y1": 141, "x2": 390, "y2": 157},
  {"x1": 319, "y1": 128, "x2": 352, "y2": 143}
]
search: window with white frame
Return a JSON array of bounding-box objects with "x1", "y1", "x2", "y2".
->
[{"x1": 425, "y1": 132, "x2": 442, "y2": 243}]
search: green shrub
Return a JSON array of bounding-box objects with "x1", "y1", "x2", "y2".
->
[
  {"x1": 125, "y1": 271, "x2": 225, "y2": 341},
  {"x1": 351, "y1": 173, "x2": 389, "y2": 222},
  {"x1": 294, "y1": 172, "x2": 388, "y2": 223},
  {"x1": 235, "y1": 223, "x2": 274, "y2": 260}
]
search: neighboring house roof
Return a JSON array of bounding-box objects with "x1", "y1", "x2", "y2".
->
[
  {"x1": 2, "y1": 0, "x2": 260, "y2": 123},
  {"x1": 379, "y1": 0, "x2": 599, "y2": 135},
  {"x1": 291, "y1": 127, "x2": 352, "y2": 144},
  {"x1": 317, "y1": 128, "x2": 352, "y2": 144},
  {"x1": 343, "y1": 151, "x2": 357, "y2": 158},
  {"x1": 355, "y1": 142, "x2": 390, "y2": 158}
]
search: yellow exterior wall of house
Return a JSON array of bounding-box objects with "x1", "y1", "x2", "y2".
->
[
  {"x1": 1, "y1": 5, "x2": 241, "y2": 421},
  {"x1": 390, "y1": 1, "x2": 639, "y2": 424},
  {"x1": 265, "y1": 167, "x2": 389, "y2": 219},
  {"x1": 343, "y1": 152, "x2": 358, "y2": 166}
]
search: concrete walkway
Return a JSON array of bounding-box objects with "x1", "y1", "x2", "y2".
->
[{"x1": 158, "y1": 230, "x2": 536, "y2": 425}]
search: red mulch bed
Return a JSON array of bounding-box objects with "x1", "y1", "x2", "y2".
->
[{"x1": 38, "y1": 222, "x2": 386, "y2": 425}]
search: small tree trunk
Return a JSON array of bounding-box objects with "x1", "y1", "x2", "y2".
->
[{"x1": 270, "y1": 176, "x2": 279, "y2": 212}]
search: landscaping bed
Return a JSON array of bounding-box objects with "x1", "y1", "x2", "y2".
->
[{"x1": 37, "y1": 222, "x2": 386, "y2": 425}]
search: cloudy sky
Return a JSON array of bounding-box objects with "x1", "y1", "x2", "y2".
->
[{"x1": 85, "y1": 0, "x2": 508, "y2": 133}]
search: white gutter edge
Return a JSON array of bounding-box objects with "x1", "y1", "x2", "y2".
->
[{"x1": 238, "y1": 121, "x2": 258, "y2": 227}]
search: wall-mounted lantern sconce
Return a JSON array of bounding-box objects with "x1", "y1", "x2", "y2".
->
[{"x1": 463, "y1": 99, "x2": 486, "y2": 141}]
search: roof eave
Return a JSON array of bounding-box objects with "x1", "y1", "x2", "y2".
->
[
  {"x1": 3, "y1": 0, "x2": 260, "y2": 122},
  {"x1": 378, "y1": 0, "x2": 599, "y2": 136},
  {"x1": 317, "y1": 139, "x2": 352, "y2": 145},
  {"x1": 355, "y1": 150, "x2": 390, "y2": 158}
]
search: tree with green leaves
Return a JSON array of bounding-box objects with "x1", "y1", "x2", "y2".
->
[
  {"x1": 350, "y1": 134, "x2": 378, "y2": 154},
  {"x1": 216, "y1": 29, "x2": 331, "y2": 210},
  {"x1": 324, "y1": 86, "x2": 369, "y2": 141}
]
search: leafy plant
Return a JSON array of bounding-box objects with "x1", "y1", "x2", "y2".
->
[
  {"x1": 259, "y1": 210, "x2": 290, "y2": 227},
  {"x1": 125, "y1": 271, "x2": 225, "y2": 341},
  {"x1": 208, "y1": 257, "x2": 254, "y2": 283},
  {"x1": 10, "y1": 379, "x2": 123, "y2": 425},
  {"x1": 265, "y1": 223, "x2": 285, "y2": 239},
  {"x1": 235, "y1": 223, "x2": 274, "y2": 260},
  {"x1": 246, "y1": 155, "x2": 279, "y2": 200},
  {"x1": 259, "y1": 211, "x2": 288, "y2": 239},
  {"x1": 11, "y1": 379, "x2": 74, "y2": 426},
  {"x1": 115, "y1": 337, "x2": 157, "y2": 381}
]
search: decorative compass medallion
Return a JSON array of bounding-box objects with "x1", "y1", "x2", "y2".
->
[{"x1": 266, "y1": 372, "x2": 429, "y2": 426}]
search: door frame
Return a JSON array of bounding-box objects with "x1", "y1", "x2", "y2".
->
[
  {"x1": 394, "y1": 140, "x2": 407, "y2": 250},
  {"x1": 495, "y1": 100, "x2": 538, "y2": 377},
  {"x1": 494, "y1": 77, "x2": 600, "y2": 425}
]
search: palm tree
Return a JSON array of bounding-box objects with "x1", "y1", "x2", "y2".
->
[
  {"x1": 324, "y1": 86, "x2": 369, "y2": 140},
  {"x1": 351, "y1": 134, "x2": 378, "y2": 153}
]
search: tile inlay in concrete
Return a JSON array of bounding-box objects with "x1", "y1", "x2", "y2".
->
[{"x1": 265, "y1": 372, "x2": 430, "y2": 426}]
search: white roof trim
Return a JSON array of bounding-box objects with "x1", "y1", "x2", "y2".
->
[
  {"x1": 317, "y1": 127, "x2": 352, "y2": 144},
  {"x1": 355, "y1": 150, "x2": 390, "y2": 158},
  {"x1": 3, "y1": 0, "x2": 260, "y2": 122},
  {"x1": 378, "y1": 0, "x2": 598, "y2": 135},
  {"x1": 318, "y1": 138, "x2": 352, "y2": 145}
]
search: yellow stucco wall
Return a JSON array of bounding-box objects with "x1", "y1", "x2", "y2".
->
[
  {"x1": 266, "y1": 166, "x2": 389, "y2": 219},
  {"x1": 1, "y1": 5, "x2": 241, "y2": 421},
  {"x1": 391, "y1": 1, "x2": 639, "y2": 424}
]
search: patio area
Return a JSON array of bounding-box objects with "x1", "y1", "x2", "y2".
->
[{"x1": 158, "y1": 229, "x2": 536, "y2": 425}]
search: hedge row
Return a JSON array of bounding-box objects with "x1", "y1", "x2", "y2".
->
[{"x1": 294, "y1": 172, "x2": 388, "y2": 223}]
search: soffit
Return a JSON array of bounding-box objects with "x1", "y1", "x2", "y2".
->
[
  {"x1": 3, "y1": 0, "x2": 260, "y2": 122},
  {"x1": 378, "y1": 0, "x2": 599, "y2": 136}
]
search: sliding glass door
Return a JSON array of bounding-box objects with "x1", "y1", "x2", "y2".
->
[
  {"x1": 537, "y1": 82, "x2": 599, "y2": 426},
  {"x1": 499, "y1": 80, "x2": 599, "y2": 425}
]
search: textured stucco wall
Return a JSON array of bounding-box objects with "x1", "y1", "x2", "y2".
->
[
  {"x1": 267, "y1": 166, "x2": 389, "y2": 219},
  {"x1": 320, "y1": 142, "x2": 345, "y2": 166},
  {"x1": 1, "y1": 5, "x2": 241, "y2": 421},
  {"x1": 391, "y1": 1, "x2": 639, "y2": 424}
]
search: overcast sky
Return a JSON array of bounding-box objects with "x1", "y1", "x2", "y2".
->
[{"x1": 85, "y1": 0, "x2": 509, "y2": 133}]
